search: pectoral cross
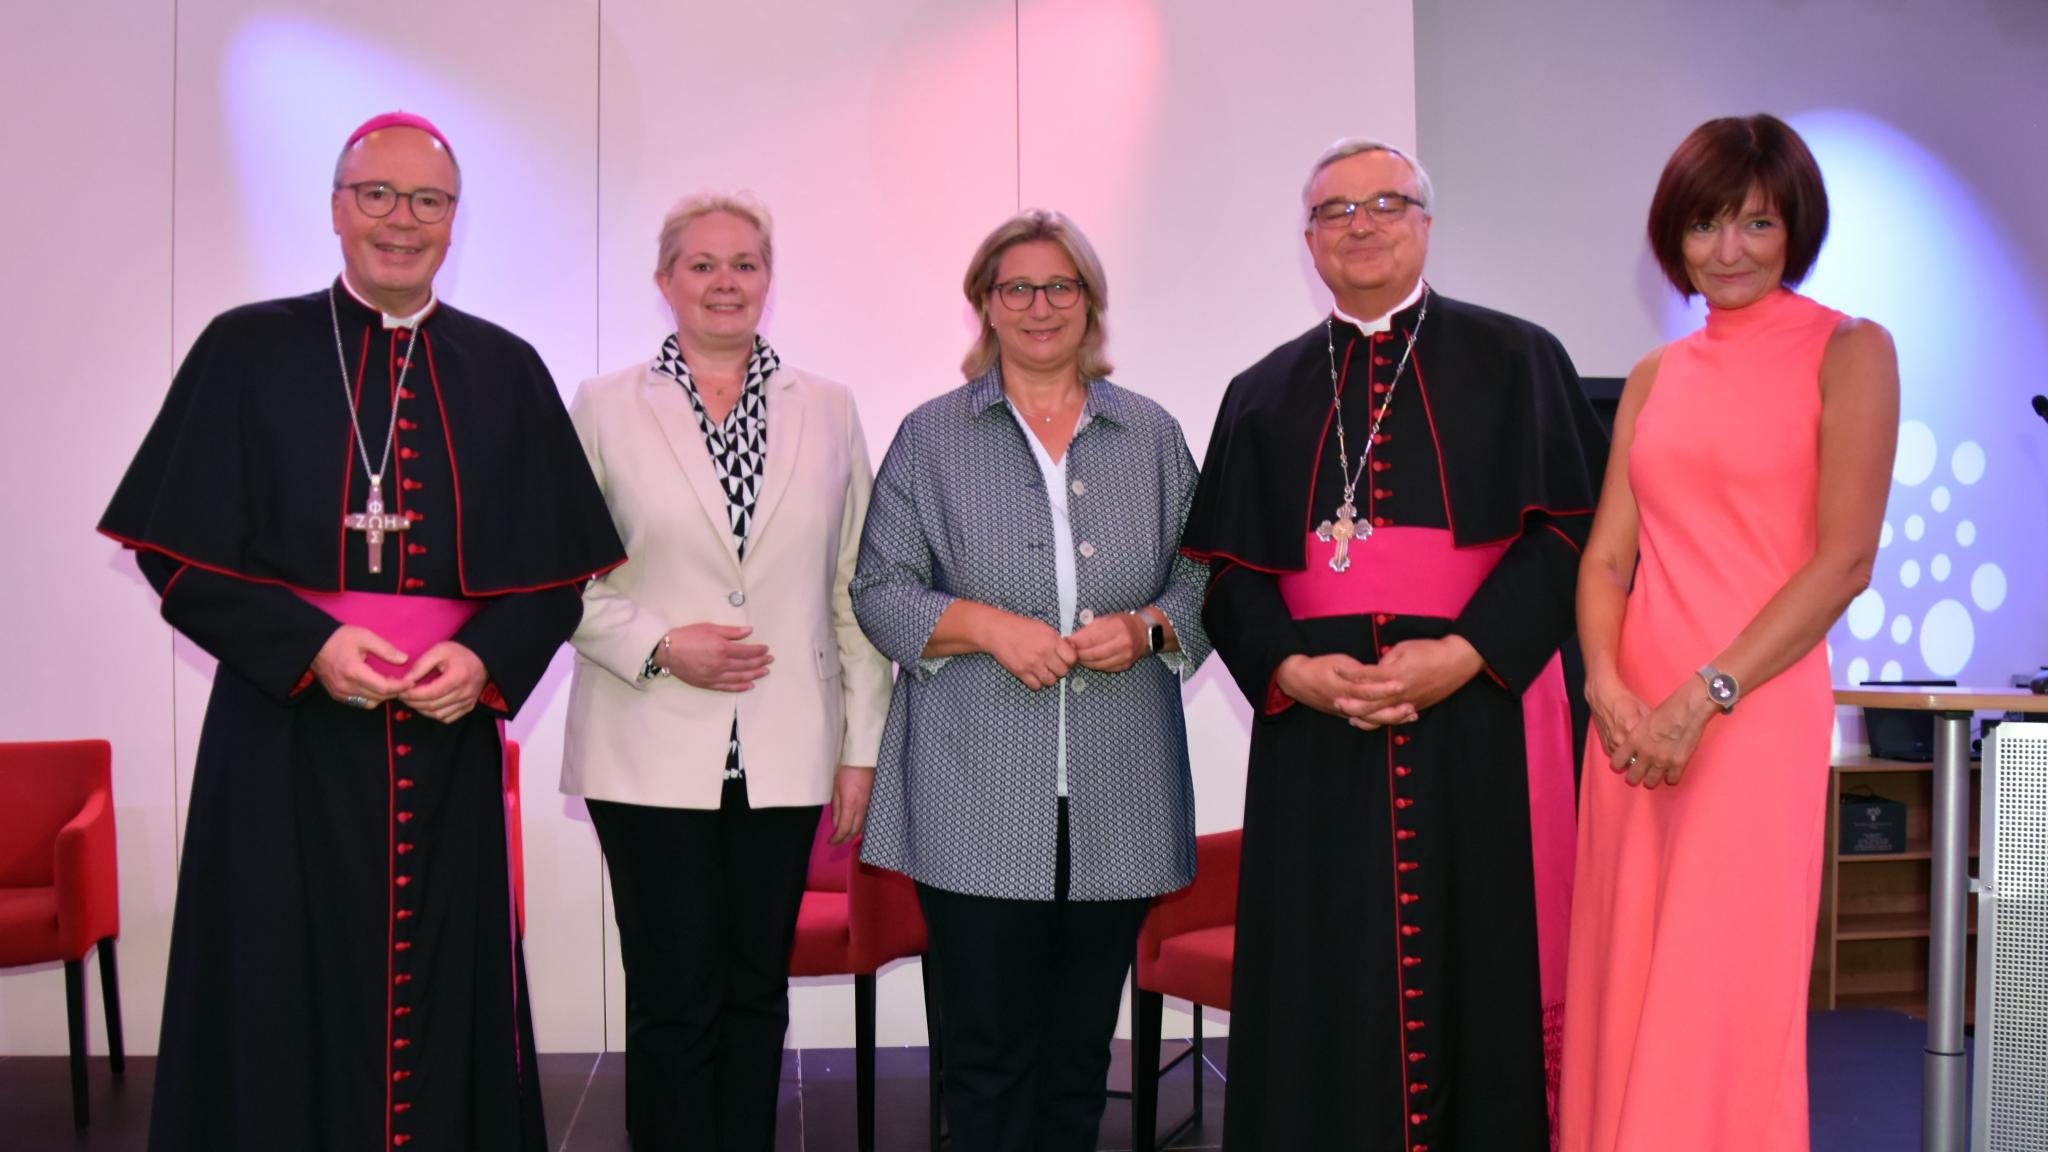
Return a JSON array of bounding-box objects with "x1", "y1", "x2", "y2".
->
[
  {"x1": 1315, "y1": 501, "x2": 1367, "y2": 573},
  {"x1": 342, "y1": 481, "x2": 412, "y2": 575}
]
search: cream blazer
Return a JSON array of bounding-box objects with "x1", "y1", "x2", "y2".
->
[{"x1": 561, "y1": 358, "x2": 891, "y2": 810}]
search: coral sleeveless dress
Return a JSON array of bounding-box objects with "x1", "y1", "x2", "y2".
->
[{"x1": 1559, "y1": 288, "x2": 1844, "y2": 1152}]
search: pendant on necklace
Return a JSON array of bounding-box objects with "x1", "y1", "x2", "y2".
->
[
  {"x1": 1314, "y1": 501, "x2": 1367, "y2": 573},
  {"x1": 343, "y1": 479, "x2": 413, "y2": 575}
]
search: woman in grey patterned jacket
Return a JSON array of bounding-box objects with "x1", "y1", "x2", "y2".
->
[{"x1": 850, "y1": 209, "x2": 1211, "y2": 1152}]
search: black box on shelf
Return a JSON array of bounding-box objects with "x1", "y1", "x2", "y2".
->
[
  {"x1": 1840, "y1": 790, "x2": 1908, "y2": 856},
  {"x1": 1860, "y1": 678, "x2": 1957, "y2": 761}
]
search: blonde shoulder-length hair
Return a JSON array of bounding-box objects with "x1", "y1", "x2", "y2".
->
[
  {"x1": 960, "y1": 209, "x2": 1112, "y2": 380},
  {"x1": 654, "y1": 190, "x2": 775, "y2": 278}
]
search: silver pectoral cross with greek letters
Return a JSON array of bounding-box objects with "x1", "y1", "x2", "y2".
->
[
  {"x1": 1315, "y1": 501, "x2": 1368, "y2": 573},
  {"x1": 342, "y1": 481, "x2": 412, "y2": 575}
]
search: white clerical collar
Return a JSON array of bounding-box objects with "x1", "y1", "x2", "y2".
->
[
  {"x1": 1333, "y1": 279, "x2": 1426, "y2": 336},
  {"x1": 340, "y1": 272, "x2": 438, "y2": 329}
]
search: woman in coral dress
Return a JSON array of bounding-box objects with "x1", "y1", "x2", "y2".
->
[{"x1": 1559, "y1": 114, "x2": 1899, "y2": 1152}]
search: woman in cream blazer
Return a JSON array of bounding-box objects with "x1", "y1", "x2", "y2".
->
[{"x1": 562, "y1": 192, "x2": 890, "y2": 1152}]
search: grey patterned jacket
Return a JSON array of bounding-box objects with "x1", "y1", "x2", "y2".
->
[{"x1": 851, "y1": 368, "x2": 1211, "y2": 901}]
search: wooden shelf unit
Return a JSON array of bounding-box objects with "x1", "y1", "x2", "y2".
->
[{"x1": 1810, "y1": 755, "x2": 1980, "y2": 1018}]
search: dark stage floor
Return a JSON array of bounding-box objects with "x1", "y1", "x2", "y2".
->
[{"x1": 0, "y1": 1010, "x2": 1938, "y2": 1150}]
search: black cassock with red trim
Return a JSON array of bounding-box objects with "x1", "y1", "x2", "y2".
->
[
  {"x1": 101, "y1": 282, "x2": 623, "y2": 1151},
  {"x1": 1182, "y1": 289, "x2": 1607, "y2": 1151}
]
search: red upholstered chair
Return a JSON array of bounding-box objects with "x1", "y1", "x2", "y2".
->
[
  {"x1": 1131, "y1": 828, "x2": 1240, "y2": 1152},
  {"x1": 787, "y1": 811, "x2": 939, "y2": 1152},
  {"x1": 503, "y1": 739, "x2": 525, "y2": 935},
  {"x1": 0, "y1": 739, "x2": 125, "y2": 1133}
]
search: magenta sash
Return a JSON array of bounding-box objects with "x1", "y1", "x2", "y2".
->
[
  {"x1": 291, "y1": 590, "x2": 481, "y2": 681},
  {"x1": 1280, "y1": 527, "x2": 1573, "y2": 1119}
]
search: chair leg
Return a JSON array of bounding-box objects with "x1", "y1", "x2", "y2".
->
[
  {"x1": 856, "y1": 972, "x2": 877, "y2": 1152},
  {"x1": 1190, "y1": 1006, "x2": 1204, "y2": 1132},
  {"x1": 1133, "y1": 987, "x2": 1163, "y2": 1152},
  {"x1": 921, "y1": 956, "x2": 945, "y2": 1149},
  {"x1": 64, "y1": 958, "x2": 89, "y2": 1132},
  {"x1": 97, "y1": 938, "x2": 125, "y2": 1078}
]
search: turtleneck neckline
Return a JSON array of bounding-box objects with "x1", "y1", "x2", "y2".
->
[{"x1": 1703, "y1": 285, "x2": 1797, "y2": 338}]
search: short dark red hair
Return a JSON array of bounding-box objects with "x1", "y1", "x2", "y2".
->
[{"x1": 1646, "y1": 114, "x2": 1829, "y2": 298}]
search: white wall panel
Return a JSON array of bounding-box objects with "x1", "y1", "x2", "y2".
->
[
  {"x1": 1015, "y1": 0, "x2": 1416, "y2": 1042},
  {"x1": 593, "y1": 0, "x2": 1019, "y2": 1049},
  {"x1": 0, "y1": 1, "x2": 178, "y2": 1057},
  {"x1": 4, "y1": 0, "x2": 1419, "y2": 1059}
]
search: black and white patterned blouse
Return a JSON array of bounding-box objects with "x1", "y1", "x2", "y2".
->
[{"x1": 649, "y1": 333, "x2": 781, "y2": 779}]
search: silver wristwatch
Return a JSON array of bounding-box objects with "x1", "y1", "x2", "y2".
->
[{"x1": 1697, "y1": 664, "x2": 1740, "y2": 714}]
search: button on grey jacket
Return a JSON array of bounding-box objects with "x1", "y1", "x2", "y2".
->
[{"x1": 851, "y1": 368, "x2": 1210, "y2": 901}]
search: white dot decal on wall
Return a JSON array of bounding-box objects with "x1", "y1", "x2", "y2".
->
[
  {"x1": 1847, "y1": 656, "x2": 1871, "y2": 685},
  {"x1": 1847, "y1": 589, "x2": 1886, "y2": 640},
  {"x1": 1973, "y1": 563, "x2": 2008, "y2": 611},
  {"x1": 1957, "y1": 520, "x2": 1976, "y2": 547},
  {"x1": 1952, "y1": 441, "x2": 1986, "y2": 485},
  {"x1": 1894, "y1": 420, "x2": 1937, "y2": 485},
  {"x1": 1920, "y1": 600, "x2": 1974, "y2": 676},
  {"x1": 1931, "y1": 486, "x2": 1951, "y2": 512},
  {"x1": 1891, "y1": 615, "x2": 1913, "y2": 643},
  {"x1": 1881, "y1": 521, "x2": 1895, "y2": 548},
  {"x1": 1905, "y1": 514, "x2": 1926, "y2": 541},
  {"x1": 1900, "y1": 559, "x2": 1921, "y2": 588},
  {"x1": 1882, "y1": 659, "x2": 1906, "y2": 681},
  {"x1": 1932, "y1": 554, "x2": 1951, "y2": 581}
]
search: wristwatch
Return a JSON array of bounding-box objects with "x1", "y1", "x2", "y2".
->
[
  {"x1": 1697, "y1": 664, "x2": 1740, "y2": 714},
  {"x1": 1133, "y1": 611, "x2": 1165, "y2": 655}
]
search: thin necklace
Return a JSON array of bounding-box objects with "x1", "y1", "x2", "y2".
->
[
  {"x1": 1315, "y1": 287, "x2": 1428, "y2": 572},
  {"x1": 1008, "y1": 384, "x2": 1083, "y2": 424},
  {"x1": 330, "y1": 286, "x2": 421, "y2": 574}
]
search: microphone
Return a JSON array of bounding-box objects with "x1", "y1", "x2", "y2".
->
[{"x1": 2035, "y1": 394, "x2": 2048, "y2": 423}]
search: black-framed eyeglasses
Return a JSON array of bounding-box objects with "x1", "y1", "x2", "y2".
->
[
  {"x1": 339, "y1": 181, "x2": 458, "y2": 224},
  {"x1": 992, "y1": 278, "x2": 1086, "y2": 311},
  {"x1": 1310, "y1": 193, "x2": 1424, "y2": 229}
]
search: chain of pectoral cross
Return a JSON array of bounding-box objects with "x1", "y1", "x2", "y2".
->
[
  {"x1": 1316, "y1": 289, "x2": 1428, "y2": 573},
  {"x1": 330, "y1": 286, "x2": 418, "y2": 575}
]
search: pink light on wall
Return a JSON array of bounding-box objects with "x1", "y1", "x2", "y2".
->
[{"x1": 1018, "y1": 0, "x2": 1166, "y2": 240}]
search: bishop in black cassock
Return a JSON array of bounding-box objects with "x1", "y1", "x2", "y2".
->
[
  {"x1": 98, "y1": 113, "x2": 623, "y2": 1152},
  {"x1": 1183, "y1": 142, "x2": 1607, "y2": 1151}
]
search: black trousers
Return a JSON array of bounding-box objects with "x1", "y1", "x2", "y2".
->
[
  {"x1": 587, "y1": 778, "x2": 820, "y2": 1152},
  {"x1": 917, "y1": 800, "x2": 1151, "y2": 1152}
]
